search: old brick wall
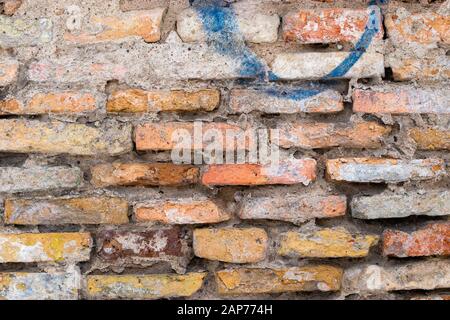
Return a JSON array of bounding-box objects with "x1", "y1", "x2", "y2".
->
[{"x1": 0, "y1": 0, "x2": 449, "y2": 300}]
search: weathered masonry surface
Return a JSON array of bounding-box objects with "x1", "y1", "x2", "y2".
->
[{"x1": 0, "y1": 0, "x2": 449, "y2": 300}]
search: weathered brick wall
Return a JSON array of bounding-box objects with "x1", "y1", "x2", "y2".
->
[{"x1": 0, "y1": 0, "x2": 449, "y2": 300}]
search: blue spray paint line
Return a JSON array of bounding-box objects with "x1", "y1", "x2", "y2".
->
[
  {"x1": 196, "y1": 5, "x2": 267, "y2": 79},
  {"x1": 324, "y1": 6, "x2": 381, "y2": 78}
]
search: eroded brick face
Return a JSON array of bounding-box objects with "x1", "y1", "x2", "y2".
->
[{"x1": 1, "y1": 0, "x2": 449, "y2": 301}]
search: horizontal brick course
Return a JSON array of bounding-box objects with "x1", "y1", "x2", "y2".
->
[{"x1": 409, "y1": 128, "x2": 450, "y2": 150}]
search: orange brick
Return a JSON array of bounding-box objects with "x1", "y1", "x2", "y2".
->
[
  {"x1": 64, "y1": 9, "x2": 165, "y2": 44},
  {"x1": 389, "y1": 55, "x2": 450, "y2": 81},
  {"x1": 383, "y1": 223, "x2": 450, "y2": 258},
  {"x1": 202, "y1": 159, "x2": 317, "y2": 186},
  {"x1": 0, "y1": 92, "x2": 96, "y2": 115},
  {"x1": 0, "y1": 60, "x2": 18, "y2": 86},
  {"x1": 409, "y1": 128, "x2": 450, "y2": 150},
  {"x1": 91, "y1": 163, "x2": 199, "y2": 187},
  {"x1": 135, "y1": 122, "x2": 254, "y2": 151},
  {"x1": 135, "y1": 199, "x2": 231, "y2": 224},
  {"x1": 277, "y1": 122, "x2": 390, "y2": 149},
  {"x1": 107, "y1": 89, "x2": 220, "y2": 113},
  {"x1": 283, "y1": 7, "x2": 383, "y2": 44},
  {"x1": 3, "y1": 0, "x2": 22, "y2": 15}
]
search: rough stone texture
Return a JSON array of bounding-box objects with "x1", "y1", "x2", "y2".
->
[
  {"x1": 96, "y1": 227, "x2": 191, "y2": 273},
  {"x1": 271, "y1": 52, "x2": 384, "y2": 80},
  {"x1": 326, "y1": 158, "x2": 446, "y2": 183},
  {"x1": 177, "y1": 7, "x2": 280, "y2": 44},
  {"x1": 107, "y1": 89, "x2": 220, "y2": 113},
  {"x1": 202, "y1": 159, "x2": 317, "y2": 186},
  {"x1": 135, "y1": 199, "x2": 231, "y2": 224},
  {"x1": 277, "y1": 121, "x2": 390, "y2": 149},
  {"x1": 351, "y1": 191, "x2": 450, "y2": 219},
  {"x1": 0, "y1": 166, "x2": 83, "y2": 194},
  {"x1": 216, "y1": 266, "x2": 343, "y2": 295},
  {"x1": 0, "y1": 270, "x2": 80, "y2": 300},
  {"x1": 86, "y1": 273, "x2": 206, "y2": 300},
  {"x1": 353, "y1": 87, "x2": 450, "y2": 114},
  {"x1": 409, "y1": 128, "x2": 450, "y2": 150},
  {"x1": 0, "y1": 120, "x2": 132, "y2": 156},
  {"x1": 344, "y1": 260, "x2": 450, "y2": 294},
  {"x1": 382, "y1": 223, "x2": 450, "y2": 258},
  {"x1": 0, "y1": 15, "x2": 52, "y2": 47},
  {"x1": 238, "y1": 194, "x2": 346, "y2": 224},
  {"x1": 91, "y1": 163, "x2": 200, "y2": 187},
  {"x1": 4, "y1": 197, "x2": 129, "y2": 225},
  {"x1": 0, "y1": 232, "x2": 92, "y2": 263},
  {"x1": 229, "y1": 89, "x2": 344, "y2": 114},
  {"x1": 193, "y1": 228, "x2": 268, "y2": 263},
  {"x1": 283, "y1": 7, "x2": 383, "y2": 44},
  {"x1": 278, "y1": 228, "x2": 379, "y2": 258}
]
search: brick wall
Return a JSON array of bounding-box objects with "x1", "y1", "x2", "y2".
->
[{"x1": 0, "y1": 0, "x2": 449, "y2": 300}]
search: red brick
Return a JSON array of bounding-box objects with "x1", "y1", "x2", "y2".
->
[
  {"x1": 283, "y1": 7, "x2": 383, "y2": 44},
  {"x1": 383, "y1": 223, "x2": 450, "y2": 258},
  {"x1": 277, "y1": 122, "x2": 390, "y2": 149},
  {"x1": 91, "y1": 163, "x2": 199, "y2": 187},
  {"x1": 202, "y1": 159, "x2": 317, "y2": 186}
]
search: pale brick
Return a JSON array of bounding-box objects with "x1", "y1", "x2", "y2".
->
[
  {"x1": 277, "y1": 122, "x2": 390, "y2": 149},
  {"x1": 135, "y1": 199, "x2": 231, "y2": 224},
  {"x1": 0, "y1": 271, "x2": 80, "y2": 300},
  {"x1": 4, "y1": 197, "x2": 129, "y2": 225},
  {"x1": 278, "y1": 228, "x2": 378, "y2": 258},
  {"x1": 344, "y1": 260, "x2": 450, "y2": 293},
  {"x1": 229, "y1": 89, "x2": 343, "y2": 114},
  {"x1": 353, "y1": 87, "x2": 450, "y2": 114},
  {"x1": 193, "y1": 228, "x2": 268, "y2": 263},
  {"x1": 135, "y1": 122, "x2": 254, "y2": 151},
  {"x1": 0, "y1": 92, "x2": 97, "y2": 115},
  {"x1": 0, "y1": 119, "x2": 132, "y2": 156},
  {"x1": 0, "y1": 233, "x2": 92, "y2": 263},
  {"x1": 382, "y1": 223, "x2": 450, "y2": 258},
  {"x1": 238, "y1": 194, "x2": 346, "y2": 224},
  {"x1": 96, "y1": 227, "x2": 191, "y2": 272},
  {"x1": 90, "y1": 163, "x2": 199, "y2": 187},
  {"x1": 177, "y1": 7, "x2": 279, "y2": 44},
  {"x1": 409, "y1": 128, "x2": 450, "y2": 150},
  {"x1": 283, "y1": 7, "x2": 383, "y2": 44},
  {"x1": 326, "y1": 158, "x2": 446, "y2": 183},
  {"x1": 387, "y1": 53, "x2": 450, "y2": 81},
  {"x1": 351, "y1": 191, "x2": 450, "y2": 219},
  {"x1": 216, "y1": 266, "x2": 343, "y2": 295},
  {"x1": 0, "y1": 166, "x2": 83, "y2": 194},
  {"x1": 86, "y1": 273, "x2": 206, "y2": 300},
  {"x1": 271, "y1": 52, "x2": 384, "y2": 80},
  {"x1": 0, "y1": 15, "x2": 52, "y2": 47},
  {"x1": 64, "y1": 9, "x2": 165, "y2": 44},
  {"x1": 202, "y1": 159, "x2": 317, "y2": 186},
  {"x1": 0, "y1": 59, "x2": 18, "y2": 86},
  {"x1": 107, "y1": 89, "x2": 220, "y2": 113}
]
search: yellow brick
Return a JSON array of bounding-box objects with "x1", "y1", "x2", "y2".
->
[
  {"x1": 86, "y1": 273, "x2": 207, "y2": 299},
  {"x1": 278, "y1": 228, "x2": 379, "y2": 258}
]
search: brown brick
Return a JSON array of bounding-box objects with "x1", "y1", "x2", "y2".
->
[
  {"x1": 326, "y1": 158, "x2": 446, "y2": 183},
  {"x1": 283, "y1": 8, "x2": 383, "y2": 44},
  {"x1": 0, "y1": 59, "x2": 18, "y2": 86},
  {"x1": 382, "y1": 223, "x2": 450, "y2": 258},
  {"x1": 278, "y1": 228, "x2": 379, "y2": 258},
  {"x1": 0, "y1": 92, "x2": 96, "y2": 115},
  {"x1": 107, "y1": 89, "x2": 219, "y2": 113},
  {"x1": 409, "y1": 128, "x2": 450, "y2": 150},
  {"x1": 135, "y1": 199, "x2": 231, "y2": 224},
  {"x1": 277, "y1": 122, "x2": 390, "y2": 149},
  {"x1": 135, "y1": 122, "x2": 254, "y2": 151},
  {"x1": 202, "y1": 159, "x2": 317, "y2": 186},
  {"x1": 193, "y1": 228, "x2": 268, "y2": 263},
  {"x1": 238, "y1": 194, "x2": 346, "y2": 224},
  {"x1": 0, "y1": 233, "x2": 92, "y2": 263},
  {"x1": 64, "y1": 9, "x2": 165, "y2": 44},
  {"x1": 216, "y1": 266, "x2": 343, "y2": 295},
  {"x1": 90, "y1": 163, "x2": 199, "y2": 187},
  {"x1": 96, "y1": 227, "x2": 191, "y2": 271},
  {"x1": 0, "y1": 119, "x2": 132, "y2": 156},
  {"x1": 4, "y1": 197, "x2": 129, "y2": 225}
]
